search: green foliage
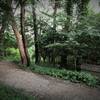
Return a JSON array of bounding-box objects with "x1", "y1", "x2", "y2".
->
[
  {"x1": 0, "y1": 31, "x2": 17, "y2": 58},
  {"x1": 1, "y1": 0, "x2": 100, "y2": 68},
  {"x1": 3, "y1": 48, "x2": 20, "y2": 61},
  {"x1": 4, "y1": 31, "x2": 17, "y2": 48},
  {"x1": 30, "y1": 65, "x2": 99, "y2": 87},
  {"x1": 37, "y1": 12, "x2": 100, "y2": 66},
  {"x1": 0, "y1": 84, "x2": 36, "y2": 100},
  {"x1": 6, "y1": 48, "x2": 19, "y2": 55},
  {"x1": 28, "y1": 46, "x2": 35, "y2": 61}
]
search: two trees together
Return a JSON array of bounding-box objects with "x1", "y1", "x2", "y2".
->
[{"x1": 0, "y1": 0, "x2": 37, "y2": 65}]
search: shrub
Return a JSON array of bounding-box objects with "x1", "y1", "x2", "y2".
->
[
  {"x1": 3, "y1": 48, "x2": 20, "y2": 61},
  {"x1": 30, "y1": 65, "x2": 99, "y2": 87}
]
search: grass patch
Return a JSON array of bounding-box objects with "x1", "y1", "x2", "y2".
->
[
  {"x1": 29, "y1": 64, "x2": 99, "y2": 87},
  {"x1": 0, "y1": 84, "x2": 36, "y2": 100}
]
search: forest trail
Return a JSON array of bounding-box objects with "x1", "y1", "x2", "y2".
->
[{"x1": 0, "y1": 61, "x2": 100, "y2": 100}]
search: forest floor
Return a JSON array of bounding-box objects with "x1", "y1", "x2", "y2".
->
[{"x1": 0, "y1": 61, "x2": 100, "y2": 100}]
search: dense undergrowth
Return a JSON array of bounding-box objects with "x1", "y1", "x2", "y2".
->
[
  {"x1": 0, "y1": 84, "x2": 36, "y2": 100},
  {"x1": 0, "y1": 54, "x2": 99, "y2": 87},
  {"x1": 29, "y1": 64, "x2": 99, "y2": 87},
  {"x1": 0, "y1": 55, "x2": 99, "y2": 87}
]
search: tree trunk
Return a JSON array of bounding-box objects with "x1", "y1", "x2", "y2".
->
[
  {"x1": 60, "y1": 0, "x2": 73, "y2": 67},
  {"x1": 53, "y1": 0, "x2": 57, "y2": 32},
  {"x1": 20, "y1": 0, "x2": 30, "y2": 66},
  {"x1": 64, "y1": 0, "x2": 73, "y2": 32},
  {"x1": 0, "y1": 14, "x2": 7, "y2": 57},
  {"x1": 32, "y1": 0, "x2": 39, "y2": 64},
  {"x1": 9, "y1": 10, "x2": 28, "y2": 65},
  {"x1": 77, "y1": 0, "x2": 90, "y2": 20},
  {"x1": 0, "y1": 25, "x2": 5, "y2": 56},
  {"x1": 51, "y1": 0, "x2": 58, "y2": 65},
  {"x1": 0, "y1": 26, "x2": 5, "y2": 44}
]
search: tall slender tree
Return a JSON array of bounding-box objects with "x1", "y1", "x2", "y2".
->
[
  {"x1": 0, "y1": 15, "x2": 6, "y2": 56},
  {"x1": 51, "y1": 0, "x2": 59, "y2": 64},
  {"x1": 64, "y1": 0, "x2": 73, "y2": 32},
  {"x1": 32, "y1": 0, "x2": 39, "y2": 64},
  {"x1": 20, "y1": 0, "x2": 30, "y2": 66},
  {"x1": 60, "y1": 0, "x2": 73, "y2": 67}
]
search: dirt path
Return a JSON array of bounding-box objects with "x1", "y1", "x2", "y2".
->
[{"x1": 0, "y1": 61, "x2": 100, "y2": 100}]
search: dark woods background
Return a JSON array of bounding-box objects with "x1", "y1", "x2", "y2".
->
[{"x1": 0, "y1": 0, "x2": 100, "y2": 70}]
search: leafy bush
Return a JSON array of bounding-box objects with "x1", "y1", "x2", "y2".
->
[
  {"x1": 3, "y1": 48, "x2": 20, "y2": 61},
  {"x1": 28, "y1": 47, "x2": 35, "y2": 61},
  {"x1": 30, "y1": 65, "x2": 99, "y2": 87}
]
